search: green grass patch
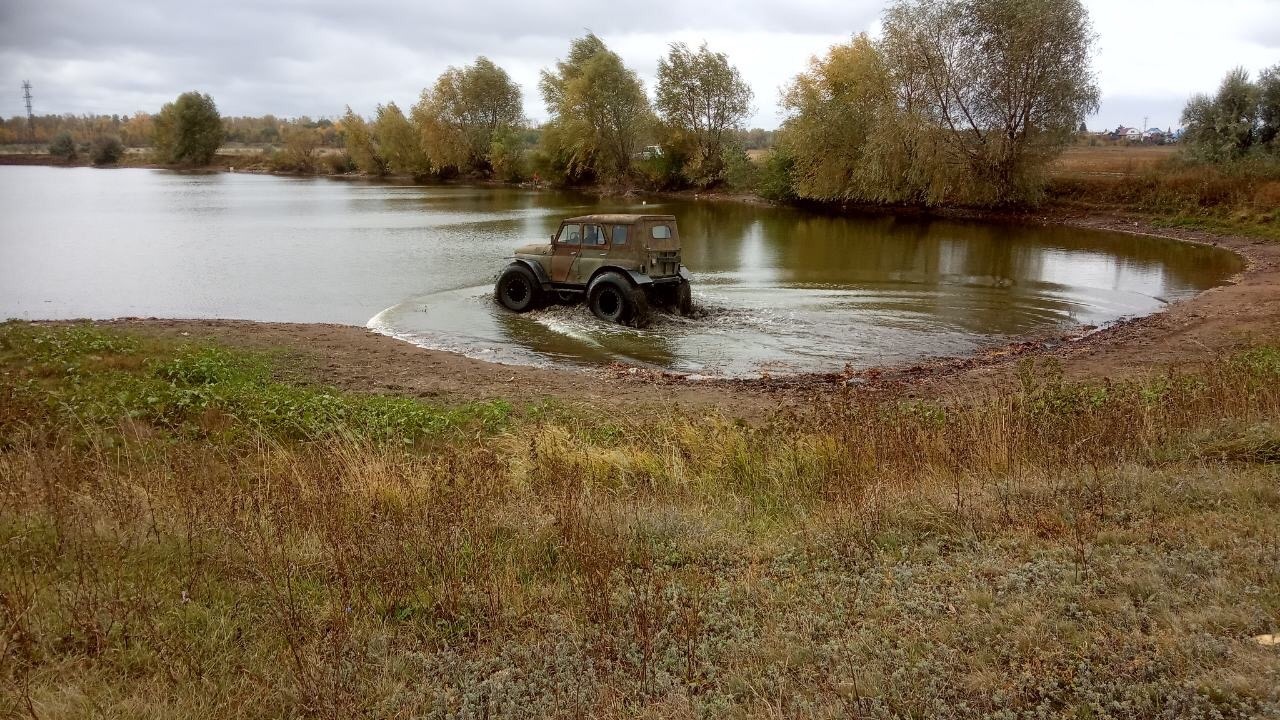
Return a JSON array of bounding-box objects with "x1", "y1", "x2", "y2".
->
[{"x1": 0, "y1": 322, "x2": 510, "y2": 442}]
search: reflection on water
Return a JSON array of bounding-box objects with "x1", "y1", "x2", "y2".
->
[{"x1": 0, "y1": 166, "x2": 1243, "y2": 376}]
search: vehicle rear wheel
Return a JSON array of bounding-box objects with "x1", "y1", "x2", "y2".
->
[
  {"x1": 674, "y1": 279, "x2": 693, "y2": 316},
  {"x1": 588, "y1": 272, "x2": 651, "y2": 328},
  {"x1": 495, "y1": 264, "x2": 542, "y2": 313},
  {"x1": 649, "y1": 279, "x2": 693, "y2": 316}
]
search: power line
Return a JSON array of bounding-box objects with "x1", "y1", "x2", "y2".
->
[{"x1": 22, "y1": 80, "x2": 34, "y2": 141}]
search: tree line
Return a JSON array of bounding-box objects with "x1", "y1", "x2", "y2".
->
[
  {"x1": 336, "y1": 38, "x2": 756, "y2": 189},
  {"x1": 337, "y1": 0, "x2": 1103, "y2": 206},
  {"x1": 17, "y1": 0, "x2": 1276, "y2": 207}
]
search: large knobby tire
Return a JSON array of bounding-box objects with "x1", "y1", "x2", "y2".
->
[
  {"x1": 588, "y1": 272, "x2": 651, "y2": 328},
  {"x1": 495, "y1": 264, "x2": 542, "y2": 313},
  {"x1": 649, "y1": 279, "x2": 694, "y2": 317},
  {"x1": 674, "y1": 279, "x2": 693, "y2": 316}
]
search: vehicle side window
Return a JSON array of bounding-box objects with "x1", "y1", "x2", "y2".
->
[
  {"x1": 583, "y1": 224, "x2": 604, "y2": 246},
  {"x1": 650, "y1": 224, "x2": 672, "y2": 240},
  {"x1": 611, "y1": 225, "x2": 628, "y2": 245},
  {"x1": 557, "y1": 224, "x2": 582, "y2": 245}
]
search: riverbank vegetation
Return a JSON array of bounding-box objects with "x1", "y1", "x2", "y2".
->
[
  {"x1": 779, "y1": 0, "x2": 1097, "y2": 207},
  {"x1": 3, "y1": 322, "x2": 1279, "y2": 718},
  {"x1": 3, "y1": 0, "x2": 1277, "y2": 237},
  {"x1": 1050, "y1": 67, "x2": 1280, "y2": 239}
]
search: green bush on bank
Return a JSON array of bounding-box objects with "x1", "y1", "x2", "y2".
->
[{"x1": 47, "y1": 131, "x2": 77, "y2": 160}]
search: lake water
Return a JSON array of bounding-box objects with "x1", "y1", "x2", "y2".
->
[{"x1": 0, "y1": 166, "x2": 1243, "y2": 376}]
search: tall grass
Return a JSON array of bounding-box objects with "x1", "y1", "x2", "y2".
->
[
  {"x1": 1048, "y1": 156, "x2": 1280, "y2": 239},
  {"x1": 2, "y1": 325, "x2": 1279, "y2": 718}
]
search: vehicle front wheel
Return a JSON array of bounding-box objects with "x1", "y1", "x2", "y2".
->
[
  {"x1": 588, "y1": 272, "x2": 650, "y2": 328},
  {"x1": 495, "y1": 264, "x2": 542, "y2": 313}
]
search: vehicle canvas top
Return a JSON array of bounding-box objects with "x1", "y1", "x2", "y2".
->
[{"x1": 562, "y1": 213, "x2": 676, "y2": 225}]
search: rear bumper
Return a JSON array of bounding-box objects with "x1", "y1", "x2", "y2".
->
[{"x1": 647, "y1": 266, "x2": 692, "y2": 285}]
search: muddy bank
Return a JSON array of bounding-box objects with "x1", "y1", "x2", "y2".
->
[{"x1": 66, "y1": 212, "x2": 1272, "y2": 420}]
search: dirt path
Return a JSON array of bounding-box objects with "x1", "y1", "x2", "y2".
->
[{"x1": 88, "y1": 212, "x2": 1277, "y2": 418}]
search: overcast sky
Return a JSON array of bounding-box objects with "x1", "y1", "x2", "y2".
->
[{"x1": 2, "y1": 0, "x2": 1277, "y2": 131}]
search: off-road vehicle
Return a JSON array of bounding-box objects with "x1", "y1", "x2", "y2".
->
[{"x1": 494, "y1": 214, "x2": 692, "y2": 327}]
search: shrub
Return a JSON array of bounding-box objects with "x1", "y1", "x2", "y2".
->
[
  {"x1": 89, "y1": 135, "x2": 124, "y2": 165},
  {"x1": 722, "y1": 146, "x2": 758, "y2": 192},
  {"x1": 48, "y1": 131, "x2": 77, "y2": 161},
  {"x1": 755, "y1": 147, "x2": 796, "y2": 201},
  {"x1": 324, "y1": 151, "x2": 356, "y2": 174}
]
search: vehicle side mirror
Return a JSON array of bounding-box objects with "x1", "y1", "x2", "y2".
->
[{"x1": 550, "y1": 234, "x2": 556, "y2": 242}]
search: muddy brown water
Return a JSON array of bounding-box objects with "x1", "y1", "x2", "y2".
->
[{"x1": 0, "y1": 166, "x2": 1243, "y2": 377}]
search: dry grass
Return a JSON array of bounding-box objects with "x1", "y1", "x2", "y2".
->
[
  {"x1": 1050, "y1": 145, "x2": 1178, "y2": 178},
  {"x1": 2, "y1": 324, "x2": 1279, "y2": 718},
  {"x1": 1047, "y1": 153, "x2": 1280, "y2": 239}
]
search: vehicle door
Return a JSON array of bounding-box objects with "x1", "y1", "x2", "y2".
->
[
  {"x1": 551, "y1": 223, "x2": 582, "y2": 283},
  {"x1": 572, "y1": 223, "x2": 609, "y2": 284}
]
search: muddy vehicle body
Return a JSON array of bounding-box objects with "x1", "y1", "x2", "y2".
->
[{"x1": 494, "y1": 214, "x2": 692, "y2": 327}]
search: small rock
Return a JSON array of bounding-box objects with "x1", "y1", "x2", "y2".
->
[
  {"x1": 844, "y1": 377, "x2": 867, "y2": 386},
  {"x1": 1254, "y1": 634, "x2": 1279, "y2": 647}
]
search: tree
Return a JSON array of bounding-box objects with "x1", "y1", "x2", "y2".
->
[
  {"x1": 1182, "y1": 66, "x2": 1280, "y2": 160},
  {"x1": 89, "y1": 135, "x2": 124, "y2": 165},
  {"x1": 780, "y1": 34, "x2": 897, "y2": 202},
  {"x1": 48, "y1": 132, "x2": 77, "y2": 161},
  {"x1": 374, "y1": 103, "x2": 430, "y2": 176},
  {"x1": 412, "y1": 56, "x2": 524, "y2": 175},
  {"x1": 280, "y1": 126, "x2": 322, "y2": 173},
  {"x1": 1259, "y1": 65, "x2": 1280, "y2": 150},
  {"x1": 487, "y1": 126, "x2": 528, "y2": 182},
  {"x1": 120, "y1": 112, "x2": 154, "y2": 147},
  {"x1": 655, "y1": 42, "x2": 753, "y2": 184},
  {"x1": 339, "y1": 106, "x2": 386, "y2": 175},
  {"x1": 153, "y1": 91, "x2": 223, "y2": 165},
  {"x1": 539, "y1": 33, "x2": 651, "y2": 181},
  {"x1": 777, "y1": 0, "x2": 1098, "y2": 206},
  {"x1": 1182, "y1": 68, "x2": 1259, "y2": 161},
  {"x1": 879, "y1": 0, "x2": 1099, "y2": 204}
]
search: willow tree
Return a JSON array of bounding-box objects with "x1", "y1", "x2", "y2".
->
[
  {"x1": 338, "y1": 106, "x2": 386, "y2": 176},
  {"x1": 880, "y1": 0, "x2": 1099, "y2": 204},
  {"x1": 1181, "y1": 66, "x2": 1280, "y2": 161},
  {"x1": 780, "y1": 35, "x2": 896, "y2": 202},
  {"x1": 655, "y1": 42, "x2": 753, "y2": 183},
  {"x1": 373, "y1": 102, "x2": 429, "y2": 176},
  {"x1": 413, "y1": 56, "x2": 524, "y2": 175},
  {"x1": 539, "y1": 33, "x2": 650, "y2": 181}
]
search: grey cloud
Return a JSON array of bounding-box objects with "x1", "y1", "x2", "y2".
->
[{"x1": 2, "y1": 0, "x2": 879, "y2": 123}]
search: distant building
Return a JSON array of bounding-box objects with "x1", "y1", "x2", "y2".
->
[{"x1": 1109, "y1": 126, "x2": 1141, "y2": 141}]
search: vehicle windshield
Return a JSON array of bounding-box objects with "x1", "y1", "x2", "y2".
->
[{"x1": 557, "y1": 224, "x2": 582, "y2": 245}]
